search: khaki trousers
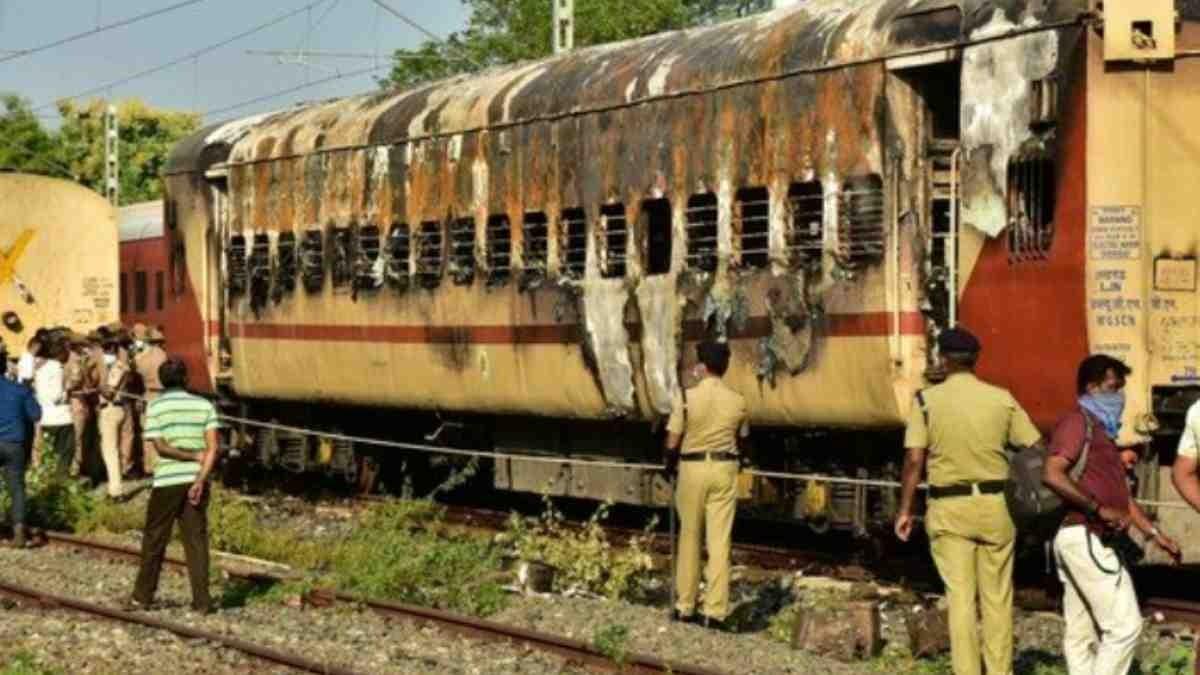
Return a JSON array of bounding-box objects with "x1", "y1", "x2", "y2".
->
[
  {"x1": 1053, "y1": 526, "x2": 1142, "y2": 675},
  {"x1": 98, "y1": 405, "x2": 125, "y2": 498},
  {"x1": 139, "y1": 395, "x2": 159, "y2": 473},
  {"x1": 926, "y1": 493, "x2": 1015, "y2": 675},
  {"x1": 69, "y1": 399, "x2": 91, "y2": 477},
  {"x1": 674, "y1": 458, "x2": 737, "y2": 620}
]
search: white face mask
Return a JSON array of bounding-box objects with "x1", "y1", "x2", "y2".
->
[
  {"x1": 133, "y1": 340, "x2": 145, "y2": 351},
  {"x1": 103, "y1": 354, "x2": 117, "y2": 367}
]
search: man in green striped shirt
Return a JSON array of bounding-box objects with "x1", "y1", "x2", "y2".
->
[{"x1": 127, "y1": 357, "x2": 221, "y2": 613}]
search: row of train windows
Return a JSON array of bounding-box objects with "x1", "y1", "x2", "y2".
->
[
  {"x1": 224, "y1": 177, "x2": 884, "y2": 296},
  {"x1": 119, "y1": 271, "x2": 166, "y2": 314}
]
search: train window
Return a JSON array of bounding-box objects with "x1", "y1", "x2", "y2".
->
[
  {"x1": 300, "y1": 230, "x2": 325, "y2": 293},
  {"x1": 120, "y1": 274, "x2": 128, "y2": 314},
  {"x1": 134, "y1": 271, "x2": 148, "y2": 313},
  {"x1": 416, "y1": 221, "x2": 444, "y2": 289},
  {"x1": 600, "y1": 204, "x2": 627, "y2": 279},
  {"x1": 641, "y1": 198, "x2": 672, "y2": 276},
  {"x1": 385, "y1": 223, "x2": 411, "y2": 291},
  {"x1": 486, "y1": 215, "x2": 512, "y2": 286},
  {"x1": 249, "y1": 234, "x2": 271, "y2": 309},
  {"x1": 227, "y1": 234, "x2": 248, "y2": 296},
  {"x1": 329, "y1": 227, "x2": 353, "y2": 288},
  {"x1": 355, "y1": 225, "x2": 383, "y2": 291},
  {"x1": 275, "y1": 232, "x2": 297, "y2": 299},
  {"x1": 560, "y1": 208, "x2": 587, "y2": 279},
  {"x1": 1006, "y1": 155, "x2": 1056, "y2": 262},
  {"x1": 788, "y1": 182, "x2": 824, "y2": 265},
  {"x1": 450, "y1": 217, "x2": 476, "y2": 285},
  {"x1": 838, "y1": 175, "x2": 886, "y2": 265},
  {"x1": 685, "y1": 193, "x2": 718, "y2": 272},
  {"x1": 521, "y1": 212, "x2": 549, "y2": 289},
  {"x1": 735, "y1": 188, "x2": 770, "y2": 269},
  {"x1": 155, "y1": 272, "x2": 165, "y2": 311}
]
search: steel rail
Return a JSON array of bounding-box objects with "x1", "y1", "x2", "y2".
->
[
  {"x1": 0, "y1": 577, "x2": 361, "y2": 675},
  {"x1": 43, "y1": 532, "x2": 726, "y2": 675}
]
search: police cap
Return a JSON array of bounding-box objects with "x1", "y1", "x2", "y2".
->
[{"x1": 937, "y1": 328, "x2": 981, "y2": 354}]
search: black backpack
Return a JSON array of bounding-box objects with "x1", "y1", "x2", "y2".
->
[{"x1": 1005, "y1": 410, "x2": 1092, "y2": 534}]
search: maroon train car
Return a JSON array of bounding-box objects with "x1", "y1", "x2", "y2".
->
[{"x1": 118, "y1": 200, "x2": 207, "y2": 389}]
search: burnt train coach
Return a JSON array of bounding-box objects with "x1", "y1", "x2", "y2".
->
[{"x1": 162, "y1": 0, "x2": 1200, "y2": 550}]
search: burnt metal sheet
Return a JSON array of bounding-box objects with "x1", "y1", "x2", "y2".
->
[{"x1": 165, "y1": 0, "x2": 1088, "y2": 177}]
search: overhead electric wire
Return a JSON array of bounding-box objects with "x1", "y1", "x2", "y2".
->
[
  {"x1": 33, "y1": 0, "x2": 329, "y2": 112},
  {"x1": 202, "y1": 63, "x2": 388, "y2": 121},
  {"x1": 369, "y1": 0, "x2": 482, "y2": 68},
  {"x1": 0, "y1": 0, "x2": 208, "y2": 65}
]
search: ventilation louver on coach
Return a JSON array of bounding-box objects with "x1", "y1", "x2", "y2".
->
[{"x1": 300, "y1": 230, "x2": 325, "y2": 293}]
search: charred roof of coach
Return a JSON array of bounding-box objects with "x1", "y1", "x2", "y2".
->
[{"x1": 164, "y1": 0, "x2": 1092, "y2": 177}]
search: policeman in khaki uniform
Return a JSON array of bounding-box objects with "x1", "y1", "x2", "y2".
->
[
  {"x1": 664, "y1": 341, "x2": 749, "y2": 632},
  {"x1": 895, "y1": 329, "x2": 1042, "y2": 675}
]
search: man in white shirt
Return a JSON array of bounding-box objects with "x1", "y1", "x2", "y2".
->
[
  {"x1": 1171, "y1": 401, "x2": 1200, "y2": 516},
  {"x1": 17, "y1": 333, "x2": 44, "y2": 386},
  {"x1": 34, "y1": 340, "x2": 74, "y2": 477}
]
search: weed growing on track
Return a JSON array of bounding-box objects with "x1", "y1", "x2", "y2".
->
[
  {"x1": 499, "y1": 497, "x2": 656, "y2": 600},
  {"x1": 0, "y1": 456, "x2": 94, "y2": 532},
  {"x1": 592, "y1": 623, "x2": 631, "y2": 665}
]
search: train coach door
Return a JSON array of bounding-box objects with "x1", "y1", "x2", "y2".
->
[
  {"x1": 204, "y1": 169, "x2": 233, "y2": 387},
  {"x1": 889, "y1": 55, "x2": 963, "y2": 337}
]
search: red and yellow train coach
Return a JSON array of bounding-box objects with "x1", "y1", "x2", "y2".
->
[{"x1": 160, "y1": 0, "x2": 1200, "y2": 548}]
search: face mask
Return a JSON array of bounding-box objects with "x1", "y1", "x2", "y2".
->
[
  {"x1": 133, "y1": 340, "x2": 145, "y2": 351},
  {"x1": 1079, "y1": 391, "x2": 1125, "y2": 439},
  {"x1": 103, "y1": 354, "x2": 117, "y2": 367}
]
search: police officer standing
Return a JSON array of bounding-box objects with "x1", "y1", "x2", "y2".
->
[
  {"x1": 664, "y1": 341, "x2": 749, "y2": 632},
  {"x1": 895, "y1": 329, "x2": 1042, "y2": 675}
]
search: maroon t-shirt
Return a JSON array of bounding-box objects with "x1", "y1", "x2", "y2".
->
[{"x1": 1048, "y1": 409, "x2": 1131, "y2": 533}]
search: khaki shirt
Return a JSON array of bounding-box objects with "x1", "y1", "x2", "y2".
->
[
  {"x1": 904, "y1": 372, "x2": 1041, "y2": 486},
  {"x1": 135, "y1": 346, "x2": 167, "y2": 393},
  {"x1": 666, "y1": 377, "x2": 750, "y2": 454}
]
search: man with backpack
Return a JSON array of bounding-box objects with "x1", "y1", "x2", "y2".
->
[
  {"x1": 1043, "y1": 355, "x2": 1179, "y2": 675},
  {"x1": 895, "y1": 328, "x2": 1042, "y2": 675}
]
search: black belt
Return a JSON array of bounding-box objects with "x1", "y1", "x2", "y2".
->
[
  {"x1": 679, "y1": 451, "x2": 739, "y2": 463},
  {"x1": 928, "y1": 480, "x2": 1006, "y2": 499}
]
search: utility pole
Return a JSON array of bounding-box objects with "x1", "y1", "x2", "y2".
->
[
  {"x1": 553, "y1": 0, "x2": 574, "y2": 54},
  {"x1": 104, "y1": 104, "x2": 119, "y2": 206}
]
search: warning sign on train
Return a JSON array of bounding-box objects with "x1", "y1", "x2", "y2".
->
[{"x1": 1089, "y1": 206, "x2": 1142, "y2": 260}]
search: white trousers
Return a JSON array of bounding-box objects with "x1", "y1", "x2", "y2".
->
[{"x1": 1053, "y1": 526, "x2": 1143, "y2": 675}]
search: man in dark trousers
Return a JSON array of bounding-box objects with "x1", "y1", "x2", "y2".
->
[
  {"x1": 0, "y1": 344, "x2": 41, "y2": 547},
  {"x1": 127, "y1": 358, "x2": 221, "y2": 613}
]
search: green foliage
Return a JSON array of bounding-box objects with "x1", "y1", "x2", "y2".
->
[
  {"x1": 0, "y1": 93, "x2": 199, "y2": 205},
  {"x1": 0, "y1": 96, "x2": 60, "y2": 176},
  {"x1": 385, "y1": 0, "x2": 772, "y2": 88},
  {"x1": 0, "y1": 652, "x2": 61, "y2": 675},
  {"x1": 592, "y1": 622, "x2": 631, "y2": 665},
  {"x1": 74, "y1": 492, "x2": 144, "y2": 535},
  {"x1": 1134, "y1": 644, "x2": 1195, "y2": 675},
  {"x1": 330, "y1": 499, "x2": 507, "y2": 616},
  {"x1": 499, "y1": 497, "x2": 656, "y2": 600},
  {"x1": 54, "y1": 98, "x2": 201, "y2": 204},
  {"x1": 0, "y1": 454, "x2": 95, "y2": 532}
]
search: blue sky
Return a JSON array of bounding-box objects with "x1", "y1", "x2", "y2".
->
[{"x1": 0, "y1": 0, "x2": 470, "y2": 124}]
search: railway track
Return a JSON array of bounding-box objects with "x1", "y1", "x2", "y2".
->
[
  {"x1": 41, "y1": 532, "x2": 725, "y2": 675},
  {"x1": 0, "y1": 574, "x2": 356, "y2": 675}
]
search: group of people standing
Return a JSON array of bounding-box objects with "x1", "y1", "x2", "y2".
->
[{"x1": 18, "y1": 323, "x2": 168, "y2": 500}]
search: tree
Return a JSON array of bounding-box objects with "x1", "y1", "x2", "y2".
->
[
  {"x1": 53, "y1": 98, "x2": 200, "y2": 205},
  {"x1": 385, "y1": 0, "x2": 772, "y2": 89},
  {"x1": 0, "y1": 95, "x2": 63, "y2": 177}
]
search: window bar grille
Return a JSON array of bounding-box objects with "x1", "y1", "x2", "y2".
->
[
  {"x1": 385, "y1": 224, "x2": 411, "y2": 291},
  {"x1": 685, "y1": 195, "x2": 718, "y2": 272},
  {"x1": 486, "y1": 215, "x2": 512, "y2": 286},
  {"x1": 561, "y1": 209, "x2": 588, "y2": 279},
  {"x1": 416, "y1": 222, "x2": 444, "y2": 289}
]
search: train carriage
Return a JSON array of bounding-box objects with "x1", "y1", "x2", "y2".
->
[
  {"x1": 161, "y1": 0, "x2": 1200, "y2": 556},
  {"x1": 0, "y1": 173, "x2": 118, "y2": 351}
]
